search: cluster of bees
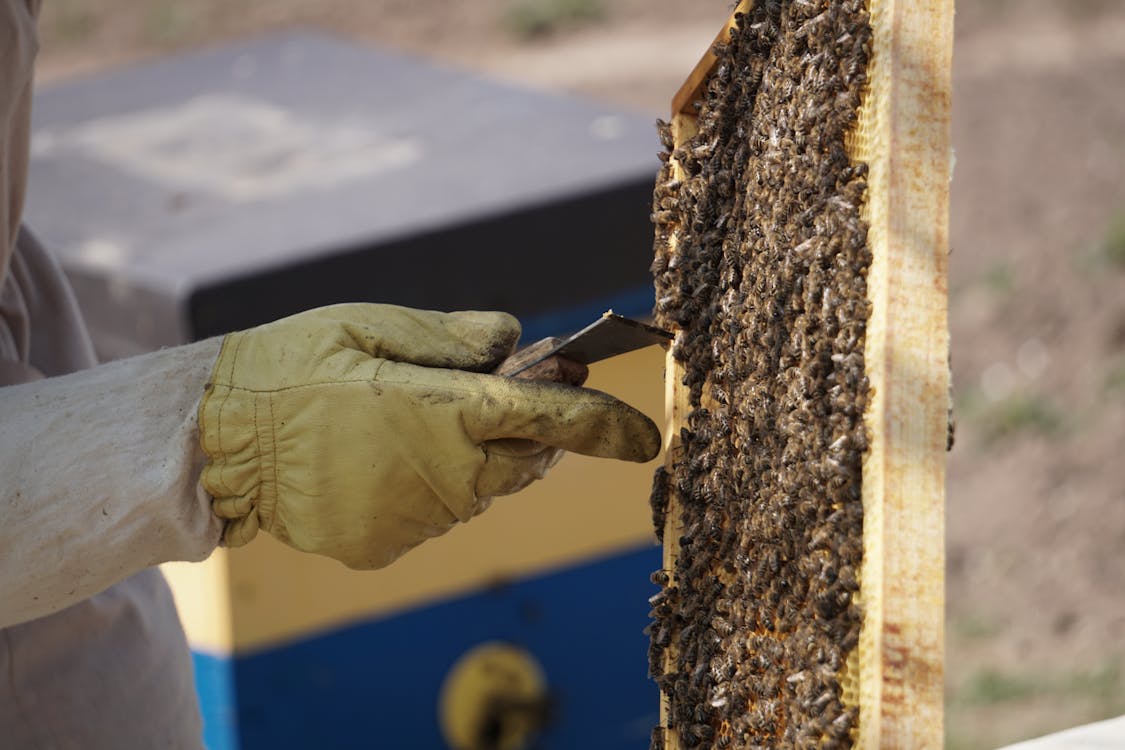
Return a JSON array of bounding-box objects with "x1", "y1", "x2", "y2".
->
[{"x1": 648, "y1": 1, "x2": 873, "y2": 747}]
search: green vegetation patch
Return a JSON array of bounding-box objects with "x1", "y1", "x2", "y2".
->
[
  {"x1": 504, "y1": 0, "x2": 606, "y2": 38},
  {"x1": 1101, "y1": 211, "x2": 1125, "y2": 268}
]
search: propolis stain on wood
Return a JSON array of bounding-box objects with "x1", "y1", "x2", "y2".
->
[{"x1": 648, "y1": 1, "x2": 874, "y2": 747}]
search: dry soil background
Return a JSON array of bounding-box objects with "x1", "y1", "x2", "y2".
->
[{"x1": 32, "y1": 1, "x2": 1125, "y2": 748}]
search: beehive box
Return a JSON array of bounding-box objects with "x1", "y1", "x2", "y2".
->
[{"x1": 647, "y1": 1, "x2": 952, "y2": 747}]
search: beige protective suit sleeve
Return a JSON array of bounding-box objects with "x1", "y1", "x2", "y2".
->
[
  {"x1": 0, "y1": 0, "x2": 223, "y2": 630},
  {"x1": 2, "y1": 4, "x2": 214, "y2": 746},
  {"x1": 0, "y1": 332, "x2": 224, "y2": 627}
]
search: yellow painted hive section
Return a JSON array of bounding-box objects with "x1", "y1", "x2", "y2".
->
[{"x1": 649, "y1": 0, "x2": 951, "y2": 748}]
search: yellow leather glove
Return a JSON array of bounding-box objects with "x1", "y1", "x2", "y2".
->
[{"x1": 198, "y1": 303, "x2": 661, "y2": 569}]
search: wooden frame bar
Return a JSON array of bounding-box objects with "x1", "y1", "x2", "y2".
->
[{"x1": 851, "y1": 1, "x2": 952, "y2": 745}]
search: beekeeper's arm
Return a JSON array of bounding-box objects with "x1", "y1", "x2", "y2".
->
[{"x1": 1, "y1": 302, "x2": 661, "y2": 628}]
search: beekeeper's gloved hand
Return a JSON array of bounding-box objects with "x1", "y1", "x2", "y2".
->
[{"x1": 199, "y1": 303, "x2": 661, "y2": 569}]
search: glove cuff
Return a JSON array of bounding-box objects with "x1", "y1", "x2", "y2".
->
[{"x1": 198, "y1": 334, "x2": 280, "y2": 546}]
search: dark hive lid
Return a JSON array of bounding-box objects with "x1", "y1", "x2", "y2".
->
[{"x1": 25, "y1": 32, "x2": 660, "y2": 352}]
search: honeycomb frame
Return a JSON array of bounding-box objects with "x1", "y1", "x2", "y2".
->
[{"x1": 650, "y1": 1, "x2": 952, "y2": 747}]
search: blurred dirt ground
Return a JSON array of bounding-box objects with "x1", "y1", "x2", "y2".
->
[{"x1": 32, "y1": 1, "x2": 1125, "y2": 748}]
